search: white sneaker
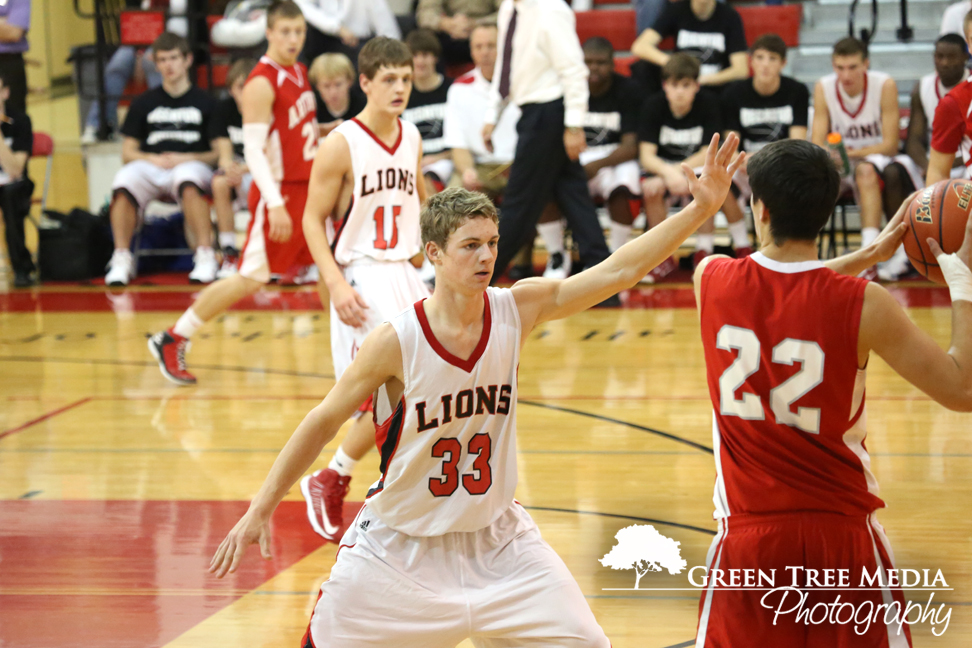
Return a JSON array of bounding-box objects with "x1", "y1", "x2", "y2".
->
[
  {"x1": 542, "y1": 251, "x2": 572, "y2": 280},
  {"x1": 105, "y1": 249, "x2": 134, "y2": 286},
  {"x1": 877, "y1": 245, "x2": 911, "y2": 282},
  {"x1": 188, "y1": 247, "x2": 218, "y2": 284},
  {"x1": 80, "y1": 125, "x2": 98, "y2": 145}
]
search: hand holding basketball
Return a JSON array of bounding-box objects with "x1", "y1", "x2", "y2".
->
[
  {"x1": 210, "y1": 511, "x2": 272, "y2": 578},
  {"x1": 868, "y1": 191, "x2": 915, "y2": 264},
  {"x1": 927, "y1": 195, "x2": 972, "y2": 283},
  {"x1": 682, "y1": 133, "x2": 745, "y2": 216},
  {"x1": 903, "y1": 180, "x2": 972, "y2": 284}
]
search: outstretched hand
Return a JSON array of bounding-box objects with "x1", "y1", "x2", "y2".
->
[
  {"x1": 209, "y1": 510, "x2": 272, "y2": 578},
  {"x1": 682, "y1": 133, "x2": 745, "y2": 215},
  {"x1": 868, "y1": 191, "x2": 916, "y2": 264}
]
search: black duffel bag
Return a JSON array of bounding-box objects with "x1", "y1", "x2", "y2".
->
[{"x1": 39, "y1": 208, "x2": 114, "y2": 281}]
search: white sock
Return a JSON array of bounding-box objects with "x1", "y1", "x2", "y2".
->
[
  {"x1": 609, "y1": 222, "x2": 632, "y2": 252},
  {"x1": 728, "y1": 220, "x2": 749, "y2": 249},
  {"x1": 218, "y1": 232, "x2": 236, "y2": 250},
  {"x1": 172, "y1": 307, "x2": 203, "y2": 339},
  {"x1": 329, "y1": 446, "x2": 358, "y2": 477},
  {"x1": 696, "y1": 233, "x2": 715, "y2": 254},
  {"x1": 537, "y1": 220, "x2": 565, "y2": 255},
  {"x1": 861, "y1": 227, "x2": 880, "y2": 248}
]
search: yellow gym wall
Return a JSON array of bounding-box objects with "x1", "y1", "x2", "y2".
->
[{"x1": 29, "y1": 0, "x2": 96, "y2": 94}]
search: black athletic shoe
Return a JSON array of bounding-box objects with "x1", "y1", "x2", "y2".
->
[{"x1": 13, "y1": 270, "x2": 34, "y2": 288}]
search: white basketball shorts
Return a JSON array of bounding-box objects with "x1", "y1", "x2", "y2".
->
[
  {"x1": 580, "y1": 149, "x2": 641, "y2": 200},
  {"x1": 111, "y1": 160, "x2": 214, "y2": 211},
  {"x1": 330, "y1": 259, "x2": 431, "y2": 381},
  {"x1": 303, "y1": 502, "x2": 610, "y2": 648}
]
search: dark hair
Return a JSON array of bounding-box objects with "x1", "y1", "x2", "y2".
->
[
  {"x1": 832, "y1": 36, "x2": 868, "y2": 60},
  {"x1": 748, "y1": 140, "x2": 841, "y2": 245},
  {"x1": 751, "y1": 33, "x2": 787, "y2": 59},
  {"x1": 358, "y1": 37, "x2": 414, "y2": 80},
  {"x1": 405, "y1": 28, "x2": 442, "y2": 58},
  {"x1": 151, "y1": 32, "x2": 190, "y2": 57},
  {"x1": 937, "y1": 33, "x2": 968, "y2": 54},
  {"x1": 583, "y1": 36, "x2": 614, "y2": 58},
  {"x1": 227, "y1": 58, "x2": 257, "y2": 87},
  {"x1": 267, "y1": 0, "x2": 304, "y2": 28},
  {"x1": 662, "y1": 53, "x2": 700, "y2": 82}
]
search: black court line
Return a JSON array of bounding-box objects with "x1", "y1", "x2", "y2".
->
[
  {"x1": 519, "y1": 400, "x2": 714, "y2": 454},
  {"x1": 0, "y1": 355, "x2": 335, "y2": 380},
  {"x1": 523, "y1": 506, "x2": 716, "y2": 537}
]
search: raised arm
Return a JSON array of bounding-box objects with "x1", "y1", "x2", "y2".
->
[
  {"x1": 209, "y1": 323, "x2": 404, "y2": 577},
  {"x1": 823, "y1": 192, "x2": 913, "y2": 276},
  {"x1": 512, "y1": 133, "x2": 744, "y2": 335}
]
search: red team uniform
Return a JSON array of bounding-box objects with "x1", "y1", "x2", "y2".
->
[
  {"x1": 696, "y1": 253, "x2": 912, "y2": 648},
  {"x1": 239, "y1": 56, "x2": 319, "y2": 282},
  {"x1": 931, "y1": 77, "x2": 972, "y2": 177}
]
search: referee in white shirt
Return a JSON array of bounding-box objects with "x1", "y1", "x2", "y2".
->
[{"x1": 483, "y1": 0, "x2": 611, "y2": 283}]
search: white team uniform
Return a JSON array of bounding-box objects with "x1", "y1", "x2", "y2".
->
[
  {"x1": 305, "y1": 288, "x2": 609, "y2": 648},
  {"x1": 580, "y1": 145, "x2": 641, "y2": 200},
  {"x1": 328, "y1": 118, "x2": 431, "y2": 386},
  {"x1": 820, "y1": 71, "x2": 917, "y2": 191},
  {"x1": 912, "y1": 71, "x2": 970, "y2": 183}
]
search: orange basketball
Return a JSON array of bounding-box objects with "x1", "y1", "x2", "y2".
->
[{"x1": 903, "y1": 179, "x2": 972, "y2": 284}]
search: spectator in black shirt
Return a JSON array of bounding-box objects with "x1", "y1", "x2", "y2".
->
[
  {"x1": 104, "y1": 33, "x2": 219, "y2": 287},
  {"x1": 632, "y1": 0, "x2": 748, "y2": 90},
  {"x1": 209, "y1": 58, "x2": 257, "y2": 279},
  {"x1": 0, "y1": 71, "x2": 33, "y2": 287},
  {"x1": 310, "y1": 53, "x2": 366, "y2": 138},
  {"x1": 720, "y1": 34, "x2": 809, "y2": 255},
  {"x1": 403, "y1": 28, "x2": 453, "y2": 195},
  {"x1": 639, "y1": 54, "x2": 741, "y2": 280}
]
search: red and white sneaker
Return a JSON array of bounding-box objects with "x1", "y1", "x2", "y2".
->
[
  {"x1": 734, "y1": 245, "x2": 754, "y2": 258},
  {"x1": 300, "y1": 468, "x2": 351, "y2": 540},
  {"x1": 640, "y1": 255, "x2": 677, "y2": 284},
  {"x1": 148, "y1": 329, "x2": 196, "y2": 385}
]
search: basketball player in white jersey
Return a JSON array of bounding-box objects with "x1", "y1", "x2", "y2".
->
[
  {"x1": 811, "y1": 37, "x2": 903, "y2": 281},
  {"x1": 297, "y1": 38, "x2": 430, "y2": 541},
  {"x1": 210, "y1": 134, "x2": 745, "y2": 647}
]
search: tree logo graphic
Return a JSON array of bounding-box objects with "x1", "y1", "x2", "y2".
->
[{"x1": 599, "y1": 525, "x2": 688, "y2": 589}]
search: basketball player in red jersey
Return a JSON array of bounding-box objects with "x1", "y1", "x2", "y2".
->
[
  {"x1": 149, "y1": 1, "x2": 318, "y2": 384},
  {"x1": 693, "y1": 139, "x2": 972, "y2": 647},
  {"x1": 210, "y1": 134, "x2": 744, "y2": 647},
  {"x1": 928, "y1": 12, "x2": 972, "y2": 184}
]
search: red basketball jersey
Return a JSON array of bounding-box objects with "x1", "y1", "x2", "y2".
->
[
  {"x1": 931, "y1": 77, "x2": 972, "y2": 176},
  {"x1": 699, "y1": 253, "x2": 884, "y2": 519},
  {"x1": 247, "y1": 56, "x2": 318, "y2": 182}
]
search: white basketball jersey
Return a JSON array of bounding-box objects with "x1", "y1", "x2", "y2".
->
[
  {"x1": 821, "y1": 71, "x2": 889, "y2": 150},
  {"x1": 366, "y1": 288, "x2": 521, "y2": 537},
  {"x1": 920, "y1": 71, "x2": 968, "y2": 136},
  {"x1": 331, "y1": 118, "x2": 423, "y2": 265}
]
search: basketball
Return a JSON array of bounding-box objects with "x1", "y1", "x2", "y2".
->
[{"x1": 903, "y1": 179, "x2": 972, "y2": 284}]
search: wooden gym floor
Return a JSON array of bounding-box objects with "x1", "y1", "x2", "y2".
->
[{"x1": 2, "y1": 98, "x2": 971, "y2": 647}]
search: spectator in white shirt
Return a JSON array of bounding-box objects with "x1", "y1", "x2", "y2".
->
[
  {"x1": 445, "y1": 24, "x2": 520, "y2": 199},
  {"x1": 483, "y1": 0, "x2": 611, "y2": 286},
  {"x1": 297, "y1": 0, "x2": 401, "y2": 65}
]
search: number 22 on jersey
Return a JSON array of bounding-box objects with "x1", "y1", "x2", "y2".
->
[{"x1": 717, "y1": 324, "x2": 825, "y2": 434}]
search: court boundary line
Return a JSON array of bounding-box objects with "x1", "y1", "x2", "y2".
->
[{"x1": 0, "y1": 397, "x2": 92, "y2": 440}]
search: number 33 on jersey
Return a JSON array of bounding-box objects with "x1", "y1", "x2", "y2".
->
[
  {"x1": 330, "y1": 118, "x2": 423, "y2": 264},
  {"x1": 699, "y1": 254, "x2": 886, "y2": 520}
]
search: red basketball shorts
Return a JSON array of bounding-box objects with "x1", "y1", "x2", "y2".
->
[
  {"x1": 696, "y1": 511, "x2": 913, "y2": 648},
  {"x1": 239, "y1": 180, "x2": 313, "y2": 283}
]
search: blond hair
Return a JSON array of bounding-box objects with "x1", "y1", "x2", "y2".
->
[
  {"x1": 309, "y1": 53, "x2": 355, "y2": 86},
  {"x1": 421, "y1": 187, "x2": 499, "y2": 250}
]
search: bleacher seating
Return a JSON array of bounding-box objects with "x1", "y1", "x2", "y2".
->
[
  {"x1": 575, "y1": 10, "x2": 637, "y2": 53},
  {"x1": 735, "y1": 5, "x2": 802, "y2": 48}
]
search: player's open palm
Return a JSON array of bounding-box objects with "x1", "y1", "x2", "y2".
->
[
  {"x1": 331, "y1": 278, "x2": 370, "y2": 328},
  {"x1": 209, "y1": 511, "x2": 272, "y2": 578},
  {"x1": 870, "y1": 191, "x2": 916, "y2": 263},
  {"x1": 268, "y1": 205, "x2": 293, "y2": 243},
  {"x1": 682, "y1": 133, "x2": 744, "y2": 215}
]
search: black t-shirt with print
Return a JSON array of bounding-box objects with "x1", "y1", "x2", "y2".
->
[
  {"x1": 652, "y1": 1, "x2": 747, "y2": 79},
  {"x1": 121, "y1": 86, "x2": 216, "y2": 154},
  {"x1": 402, "y1": 76, "x2": 453, "y2": 155},
  {"x1": 0, "y1": 109, "x2": 32, "y2": 181},
  {"x1": 639, "y1": 90, "x2": 721, "y2": 163},
  {"x1": 315, "y1": 85, "x2": 367, "y2": 124},
  {"x1": 584, "y1": 73, "x2": 642, "y2": 149},
  {"x1": 209, "y1": 96, "x2": 243, "y2": 158},
  {"x1": 721, "y1": 76, "x2": 810, "y2": 153}
]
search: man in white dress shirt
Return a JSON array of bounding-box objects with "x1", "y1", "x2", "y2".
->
[
  {"x1": 483, "y1": 0, "x2": 612, "y2": 288},
  {"x1": 444, "y1": 24, "x2": 520, "y2": 199}
]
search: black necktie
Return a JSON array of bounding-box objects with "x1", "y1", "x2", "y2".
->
[{"x1": 499, "y1": 7, "x2": 517, "y2": 100}]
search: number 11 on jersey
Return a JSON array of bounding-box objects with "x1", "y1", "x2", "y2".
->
[{"x1": 373, "y1": 206, "x2": 401, "y2": 250}]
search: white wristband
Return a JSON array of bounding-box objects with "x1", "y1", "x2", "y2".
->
[
  {"x1": 937, "y1": 252, "x2": 972, "y2": 303},
  {"x1": 243, "y1": 122, "x2": 285, "y2": 209}
]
